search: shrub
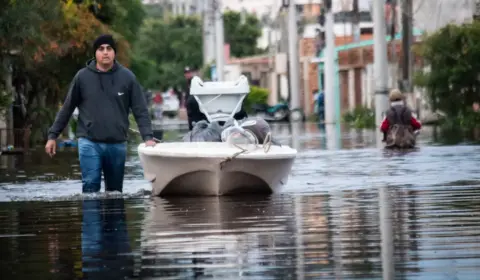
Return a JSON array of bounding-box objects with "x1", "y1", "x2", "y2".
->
[
  {"x1": 244, "y1": 86, "x2": 269, "y2": 113},
  {"x1": 342, "y1": 106, "x2": 375, "y2": 129}
]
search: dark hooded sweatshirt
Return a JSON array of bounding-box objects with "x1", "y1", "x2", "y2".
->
[{"x1": 48, "y1": 59, "x2": 153, "y2": 143}]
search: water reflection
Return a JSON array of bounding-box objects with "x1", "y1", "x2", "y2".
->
[
  {"x1": 139, "y1": 195, "x2": 294, "y2": 279},
  {"x1": 0, "y1": 186, "x2": 479, "y2": 279},
  {"x1": 379, "y1": 186, "x2": 394, "y2": 279},
  {"x1": 81, "y1": 199, "x2": 134, "y2": 279},
  {"x1": 325, "y1": 123, "x2": 341, "y2": 150},
  {"x1": 291, "y1": 121, "x2": 301, "y2": 150}
]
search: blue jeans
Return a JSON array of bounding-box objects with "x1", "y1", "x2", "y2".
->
[{"x1": 78, "y1": 137, "x2": 127, "y2": 193}]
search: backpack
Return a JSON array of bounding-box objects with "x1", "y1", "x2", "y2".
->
[{"x1": 385, "y1": 106, "x2": 416, "y2": 149}]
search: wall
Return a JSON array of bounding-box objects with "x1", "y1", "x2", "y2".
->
[
  {"x1": 299, "y1": 37, "x2": 318, "y2": 116},
  {"x1": 298, "y1": 35, "x2": 375, "y2": 116},
  {"x1": 326, "y1": 38, "x2": 425, "y2": 115},
  {"x1": 225, "y1": 54, "x2": 286, "y2": 105}
]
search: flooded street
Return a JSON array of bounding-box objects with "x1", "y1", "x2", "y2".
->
[{"x1": 0, "y1": 123, "x2": 479, "y2": 279}]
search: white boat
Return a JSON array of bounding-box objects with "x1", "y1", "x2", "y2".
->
[{"x1": 137, "y1": 75, "x2": 297, "y2": 196}]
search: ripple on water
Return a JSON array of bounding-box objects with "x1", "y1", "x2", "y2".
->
[
  {"x1": 0, "y1": 127, "x2": 479, "y2": 278},
  {"x1": 0, "y1": 189, "x2": 479, "y2": 279}
]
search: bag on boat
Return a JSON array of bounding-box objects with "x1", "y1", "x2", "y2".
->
[
  {"x1": 238, "y1": 117, "x2": 272, "y2": 145},
  {"x1": 385, "y1": 124, "x2": 416, "y2": 149},
  {"x1": 183, "y1": 120, "x2": 223, "y2": 142},
  {"x1": 221, "y1": 120, "x2": 257, "y2": 150}
]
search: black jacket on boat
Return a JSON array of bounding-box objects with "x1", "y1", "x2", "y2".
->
[{"x1": 48, "y1": 59, "x2": 153, "y2": 143}]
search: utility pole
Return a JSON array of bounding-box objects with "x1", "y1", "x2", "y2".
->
[
  {"x1": 387, "y1": 0, "x2": 398, "y2": 89},
  {"x1": 202, "y1": 0, "x2": 209, "y2": 65},
  {"x1": 287, "y1": 0, "x2": 300, "y2": 114},
  {"x1": 352, "y1": 0, "x2": 360, "y2": 42},
  {"x1": 388, "y1": 0, "x2": 397, "y2": 55},
  {"x1": 373, "y1": 0, "x2": 390, "y2": 127},
  {"x1": 323, "y1": 0, "x2": 336, "y2": 124},
  {"x1": 265, "y1": 5, "x2": 274, "y2": 71},
  {"x1": 401, "y1": 0, "x2": 413, "y2": 92},
  {"x1": 202, "y1": 0, "x2": 215, "y2": 66},
  {"x1": 267, "y1": 10, "x2": 275, "y2": 72},
  {"x1": 213, "y1": 0, "x2": 225, "y2": 81}
]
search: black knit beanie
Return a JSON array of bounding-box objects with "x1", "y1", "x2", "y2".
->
[{"x1": 93, "y1": 34, "x2": 117, "y2": 53}]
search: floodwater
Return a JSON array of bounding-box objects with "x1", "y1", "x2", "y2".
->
[{"x1": 0, "y1": 123, "x2": 480, "y2": 279}]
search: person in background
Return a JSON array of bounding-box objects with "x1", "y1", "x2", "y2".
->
[
  {"x1": 380, "y1": 89, "x2": 422, "y2": 147},
  {"x1": 184, "y1": 66, "x2": 194, "y2": 98},
  {"x1": 184, "y1": 66, "x2": 203, "y2": 130},
  {"x1": 45, "y1": 34, "x2": 155, "y2": 193},
  {"x1": 173, "y1": 87, "x2": 183, "y2": 108},
  {"x1": 152, "y1": 91, "x2": 163, "y2": 120},
  {"x1": 312, "y1": 89, "x2": 325, "y2": 122}
]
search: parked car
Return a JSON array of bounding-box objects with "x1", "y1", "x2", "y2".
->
[{"x1": 161, "y1": 90, "x2": 180, "y2": 118}]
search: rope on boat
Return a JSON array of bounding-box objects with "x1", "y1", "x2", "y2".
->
[
  {"x1": 219, "y1": 131, "x2": 273, "y2": 170},
  {"x1": 130, "y1": 127, "x2": 273, "y2": 169}
]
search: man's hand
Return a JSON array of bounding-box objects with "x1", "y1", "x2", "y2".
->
[
  {"x1": 145, "y1": 140, "x2": 156, "y2": 147},
  {"x1": 45, "y1": 139, "x2": 57, "y2": 157}
]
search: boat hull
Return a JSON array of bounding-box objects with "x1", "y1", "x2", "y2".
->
[{"x1": 138, "y1": 142, "x2": 296, "y2": 196}]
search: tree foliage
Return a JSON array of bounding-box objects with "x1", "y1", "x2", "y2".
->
[
  {"x1": 131, "y1": 16, "x2": 203, "y2": 91},
  {"x1": 0, "y1": 0, "x2": 263, "y2": 144},
  {"x1": 131, "y1": 11, "x2": 264, "y2": 91},
  {"x1": 244, "y1": 86, "x2": 269, "y2": 113},
  {"x1": 223, "y1": 11, "x2": 264, "y2": 58},
  {"x1": 89, "y1": 0, "x2": 146, "y2": 43},
  {"x1": 414, "y1": 22, "x2": 480, "y2": 118},
  {"x1": 0, "y1": 0, "x2": 145, "y2": 143},
  {"x1": 0, "y1": 0, "x2": 61, "y2": 116}
]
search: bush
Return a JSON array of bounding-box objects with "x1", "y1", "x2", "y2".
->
[
  {"x1": 342, "y1": 106, "x2": 375, "y2": 129},
  {"x1": 413, "y1": 22, "x2": 480, "y2": 120},
  {"x1": 244, "y1": 86, "x2": 269, "y2": 113}
]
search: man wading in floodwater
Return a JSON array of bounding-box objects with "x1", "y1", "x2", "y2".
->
[{"x1": 45, "y1": 34, "x2": 155, "y2": 193}]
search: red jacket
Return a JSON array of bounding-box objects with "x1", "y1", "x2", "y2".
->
[
  {"x1": 153, "y1": 93, "x2": 163, "y2": 104},
  {"x1": 380, "y1": 116, "x2": 422, "y2": 132}
]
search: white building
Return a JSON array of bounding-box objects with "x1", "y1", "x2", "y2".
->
[{"x1": 412, "y1": 0, "x2": 476, "y2": 32}]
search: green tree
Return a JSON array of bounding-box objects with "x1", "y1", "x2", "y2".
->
[
  {"x1": 0, "y1": 0, "x2": 140, "y2": 144},
  {"x1": 0, "y1": 0, "x2": 60, "y2": 116},
  {"x1": 414, "y1": 22, "x2": 480, "y2": 119},
  {"x1": 90, "y1": 0, "x2": 146, "y2": 43},
  {"x1": 131, "y1": 16, "x2": 203, "y2": 90},
  {"x1": 13, "y1": 1, "x2": 125, "y2": 137},
  {"x1": 223, "y1": 11, "x2": 264, "y2": 58},
  {"x1": 131, "y1": 11, "x2": 264, "y2": 90}
]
